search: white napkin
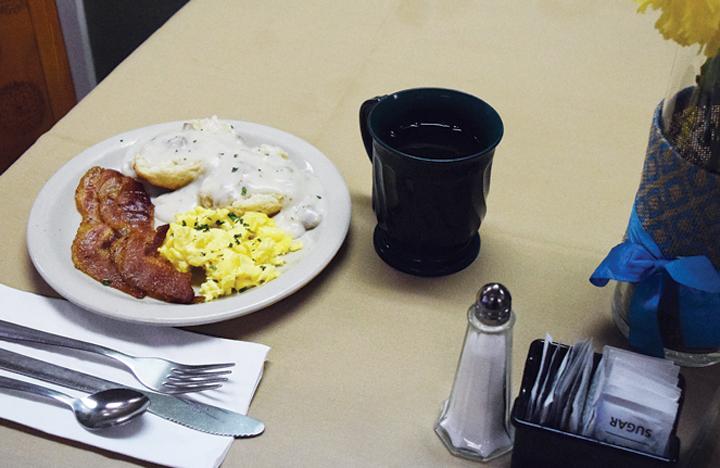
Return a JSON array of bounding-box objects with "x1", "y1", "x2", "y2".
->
[{"x1": 0, "y1": 283, "x2": 269, "y2": 468}]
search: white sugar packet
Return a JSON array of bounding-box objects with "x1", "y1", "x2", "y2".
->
[
  {"x1": 586, "y1": 346, "x2": 680, "y2": 456},
  {"x1": 0, "y1": 284, "x2": 270, "y2": 468},
  {"x1": 568, "y1": 343, "x2": 594, "y2": 433},
  {"x1": 593, "y1": 392, "x2": 677, "y2": 455}
]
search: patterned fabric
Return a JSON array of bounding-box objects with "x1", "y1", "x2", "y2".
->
[{"x1": 634, "y1": 104, "x2": 720, "y2": 269}]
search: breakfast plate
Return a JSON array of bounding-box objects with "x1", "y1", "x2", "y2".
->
[{"x1": 27, "y1": 120, "x2": 351, "y2": 326}]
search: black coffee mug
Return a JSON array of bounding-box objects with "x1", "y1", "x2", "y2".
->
[{"x1": 359, "y1": 88, "x2": 503, "y2": 276}]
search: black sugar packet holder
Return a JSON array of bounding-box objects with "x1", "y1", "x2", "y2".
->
[{"x1": 510, "y1": 339, "x2": 684, "y2": 468}]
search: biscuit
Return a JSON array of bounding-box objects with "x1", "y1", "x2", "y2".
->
[
  {"x1": 132, "y1": 156, "x2": 204, "y2": 190},
  {"x1": 199, "y1": 191, "x2": 284, "y2": 216}
]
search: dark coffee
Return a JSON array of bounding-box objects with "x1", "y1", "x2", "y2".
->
[
  {"x1": 387, "y1": 122, "x2": 482, "y2": 159},
  {"x1": 359, "y1": 88, "x2": 504, "y2": 276}
]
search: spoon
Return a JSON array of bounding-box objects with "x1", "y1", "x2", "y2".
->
[{"x1": 0, "y1": 374, "x2": 149, "y2": 430}]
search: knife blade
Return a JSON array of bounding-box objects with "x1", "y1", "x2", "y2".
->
[{"x1": 0, "y1": 347, "x2": 264, "y2": 437}]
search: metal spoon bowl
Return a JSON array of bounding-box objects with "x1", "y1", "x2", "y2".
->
[
  {"x1": 0, "y1": 375, "x2": 149, "y2": 430},
  {"x1": 73, "y1": 388, "x2": 149, "y2": 430}
]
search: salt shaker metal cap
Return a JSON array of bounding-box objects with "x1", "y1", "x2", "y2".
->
[{"x1": 473, "y1": 283, "x2": 512, "y2": 326}]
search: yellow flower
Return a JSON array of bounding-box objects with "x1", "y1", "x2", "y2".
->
[{"x1": 636, "y1": 0, "x2": 720, "y2": 57}]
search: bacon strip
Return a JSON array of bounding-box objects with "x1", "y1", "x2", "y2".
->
[{"x1": 72, "y1": 167, "x2": 194, "y2": 303}]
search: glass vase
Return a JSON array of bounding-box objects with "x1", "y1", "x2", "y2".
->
[
  {"x1": 611, "y1": 43, "x2": 720, "y2": 367},
  {"x1": 612, "y1": 282, "x2": 720, "y2": 367},
  {"x1": 661, "y1": 45, "x2": 720, "y2": 173}
]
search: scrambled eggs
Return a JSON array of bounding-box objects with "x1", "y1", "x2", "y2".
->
[{"x1": 158, "y1": 206, "x2": 302, "y2": 301}]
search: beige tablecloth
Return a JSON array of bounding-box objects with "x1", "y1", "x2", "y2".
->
[{"x1": 1, "y1": 0, "x2": 719, "y2": 466}]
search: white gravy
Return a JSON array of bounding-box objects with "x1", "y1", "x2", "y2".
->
[{"x1": 122, "y1": 117, "x2": 325, "y2": 238}]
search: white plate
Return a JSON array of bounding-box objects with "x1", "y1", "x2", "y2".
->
[{"x1": 27, "y1": 120, "x2": 351, "y2": 326}]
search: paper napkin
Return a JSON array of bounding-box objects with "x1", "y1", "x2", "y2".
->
[{"x1": 0, "y1": 283, "x2": 269, "y2": 468}]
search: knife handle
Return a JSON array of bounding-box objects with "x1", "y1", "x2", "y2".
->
[{"x1": 0, "y1": 347, "x2": 114, "y2": 393}]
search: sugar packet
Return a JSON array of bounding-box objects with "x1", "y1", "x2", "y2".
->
[{"x1": 587, "y1": 346, "x2": 681, "y2": 456}]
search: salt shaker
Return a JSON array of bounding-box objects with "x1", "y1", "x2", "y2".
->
[{"x1": 434, "y1": 283, "x2": 515, "y2": 462}]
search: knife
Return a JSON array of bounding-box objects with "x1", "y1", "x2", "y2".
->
[{"x1": 0, "y1": 347, "x2": 264, "y2": 437}]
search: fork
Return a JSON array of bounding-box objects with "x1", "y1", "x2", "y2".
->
[{"x1": 0, "y1": 319, "x2": 235, "y2": 394}]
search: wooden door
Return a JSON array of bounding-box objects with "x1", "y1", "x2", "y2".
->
[{"x1": 0, "y1": 0, "x2": 76, "y2": 174}]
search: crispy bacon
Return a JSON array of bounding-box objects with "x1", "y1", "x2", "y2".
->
[
  {"x1": 75, "y1": 166, "x2": 104, "y2": 222},
  {"x1": 111, "y1": 226, "x2": 195, "y2": 304},
  {"x1": 71, "y1": 221, "x2": 145, "y2": 298},
  {"x1": 96, "y1": 168, "x2": 154, "y2": 232},
  {"x1": 72, "y1": 167, "x2": 194, "y2": 303}
]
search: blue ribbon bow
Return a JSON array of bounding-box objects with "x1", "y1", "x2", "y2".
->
[{"x1": 590, "y1": 208, "x2": 720, "y2": 357}]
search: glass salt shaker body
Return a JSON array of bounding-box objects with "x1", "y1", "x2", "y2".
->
[{"x1": 435, "y1": 283, "x2": 515, "y2": 462}]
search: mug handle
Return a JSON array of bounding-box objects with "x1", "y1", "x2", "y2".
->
[{"x1": 359, "y1": 96, "x2": 385, "y2": 162}]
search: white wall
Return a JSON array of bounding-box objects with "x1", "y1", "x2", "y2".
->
[{"x1": 55, "y1": 0, "x2": 96, "y2": 100}]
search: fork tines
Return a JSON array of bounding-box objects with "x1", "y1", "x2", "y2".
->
[{"x1": 161, "y1": 362, "x2": 236, "y2": 394}]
